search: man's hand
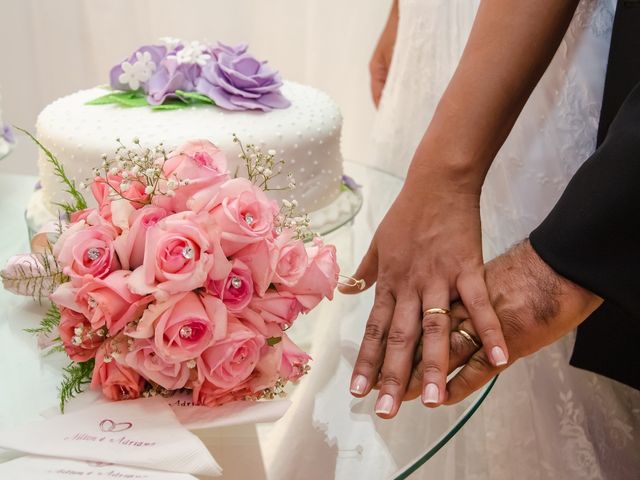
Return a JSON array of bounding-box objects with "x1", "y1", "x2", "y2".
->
[
  {"x1": 370, "y1": 0, "x2": 399, "y2": 107},
  {"x1": 399, "y1": 240, "x2": 603, "y2": 403}
]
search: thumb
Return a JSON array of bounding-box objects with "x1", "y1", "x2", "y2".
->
[{"x1": 339, "y1": 243, "x2": 378, "y2": 294}]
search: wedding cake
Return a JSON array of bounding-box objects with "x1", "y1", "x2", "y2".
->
[{"x1": 26, "y1": 40, "x2": 358, "y2": 233}]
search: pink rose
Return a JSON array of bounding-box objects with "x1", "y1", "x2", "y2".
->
[
  {"x1": 51, "y1": 272, "x2": 152, "y2": 334},
  {"x1": 279, "y1": 334, "x2": 311, "y2": 382},
  {"x1": 157, "y1": 139, "x2": 230, "y2": 212},
  {"x1": 128, "y1": 212, "x2": 213, "y2": 299},
  {"x1": 233, "y1": 239, "x2": 278, "y2": 296},
  {"x1": 125, "y1": 339, "x2": 192, "y2": 391},
  {"x1": 197, "y1": 318, "x2": 264, "y2": 389},
  {"x1": 92, "y1": 175, "x2": 149, "y2": 222},
  {"x1": 53, "y1": 221, "x2": 120, "y2": 285},
  {"x1": 114, "y1": 205, "x2": 169, "y2": 270},
  {"x1": 206, "y1": 259, "x2": 253, "y2": 313},
  {"x1": 192, "y1": 378, "x2": 254, "y2": 407},
  {"x1": 58, "y1": 307, "x2": 104, "y2": 362},
  {"x1": 128, "y1": 291, "x2": 227, "y2": 363},
  {"x1": 249, "y1": 290, "x2": 304, "y2": 328},
  {"x1": 205, "y1": 178, "x2": 279, "y2": 255},
  {"x1": 279, "y1": 238, "x2": 339, "y2": 310},
  {"x1": 91, "y1": 340, "x2": 144, "y2": 401},
  {"x1": 272, "y1": 232, "x2": 308, "y2": 287},
  {"x1": 69, "y1": 208, "x2": 95, "y2": 224}
]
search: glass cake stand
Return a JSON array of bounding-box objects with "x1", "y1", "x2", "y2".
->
[{"x1": 0, "y1": 163, "x2": 495, "y2": 480}]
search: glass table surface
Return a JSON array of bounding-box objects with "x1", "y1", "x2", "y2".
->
[{"x1": 0, "y1": 162, "x2": 494, "y2": 479}]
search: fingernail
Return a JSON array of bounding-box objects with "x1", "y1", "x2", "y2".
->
[
  {"x1": 375, "y1": 394, "x2": 394, "y2": 415},
  {"x1": 422, "y1": 383, "x2": 439, "y2": 405},
  {"x1": 350, "y1": 375, "x2": 367, "y2": 395},
  {"x1": 491, "y1": 346, "x2": 508, "y2": 366}
]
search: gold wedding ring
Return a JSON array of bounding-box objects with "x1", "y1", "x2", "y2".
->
[
  {"x1": 338, "y1": 275, "x2": 366, "y2": 291},
  {"x1": 423, "y1": 307, "x2": 451, "y2": 316},
  {"x1": 456, "y1": 328, "x2": 481, "y2": 349}
]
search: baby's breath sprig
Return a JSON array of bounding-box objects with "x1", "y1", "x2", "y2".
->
[
  {"x1": 87, "y1": 138, "x2": 184, "y2": 204},
  {"x1": 233, "y1": 134, "x2": 291, "y2": 192},
  {"x1": 275, "y1": 198, "x2": 315, "y2": 241}
]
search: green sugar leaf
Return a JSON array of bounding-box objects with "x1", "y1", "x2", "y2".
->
[
  {"x1": 267, "y1": 336, "x2": 282, "y2": 347},
  {"x1": 175, "y1": 90, "x2": 215, "y2": 105},
  {"x1": 86, "y1": 90, "x2": 148, "y2": 108}
]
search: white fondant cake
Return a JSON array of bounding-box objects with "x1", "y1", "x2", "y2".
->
[{"x1": 33, "y1": 81, "x2": 344, "y2": 219}]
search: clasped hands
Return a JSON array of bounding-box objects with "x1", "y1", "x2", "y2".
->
[{"x1": 340, "y1": 187, "x2": 602, "y2": 419}]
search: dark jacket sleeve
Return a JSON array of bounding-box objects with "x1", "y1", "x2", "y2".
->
[{"x1": 529, "y1": 81, "x2": 640, "y2": 389}]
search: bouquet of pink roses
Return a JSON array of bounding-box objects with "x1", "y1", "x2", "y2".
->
[{"x1": 2, "y1": 133, "x2": 339, "y2": 411}]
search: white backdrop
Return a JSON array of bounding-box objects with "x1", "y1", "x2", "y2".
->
[{"x1": 0, "y1": 0, "x2": 391, "y2": 175}]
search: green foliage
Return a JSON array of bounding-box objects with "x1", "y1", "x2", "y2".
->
[
  {"x1": 86, "y1": 89, "x2": 216, "y2": 111},
  {"x1": 25, "y1": 302, "x2": 61, "y2": 335},
  {"x1": 86, "y1": 90, "x2": 148, "y2": 108},
  {"x1": 15, "y1": 127, "x2": 87, "y2": 215},
  {"x1": 59, "y1": 359, "x2": 95, "y2": 413}
]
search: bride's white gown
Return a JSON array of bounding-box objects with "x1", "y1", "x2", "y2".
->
[
  {"x1": 264, "y1": 1, "x2": 640, "y2": 478},
  {"x1": 368, "y1": 0, "x2": 640, "y2": 478}
]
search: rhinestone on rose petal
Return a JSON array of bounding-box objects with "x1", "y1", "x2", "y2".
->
[
  {"x1": 74, "y1": 325, "x2": 84, "y2": 336},
  {"x1": 71, "y1": 336, "x2": 82, "y2": 346},
  {"x1": 186, "y1": 359, "x2": 196, "y2": 369},
  {"x1": 181, "y1": 246, "x2": 194, "y2": 259},
  {"x1": 103, "y1": 355, "x2": 112, "y2": 363},
  {"x1": 179, "y1": 326, "x2": 193, "y2": 339},
  {"x1": 231, "y1": 276, "x2": 242, "y2": 289},
  {"x1": 87, "y1": 296, "x2": 98, "y2": 308},
  {"x1": 244, "y1": 213, "x2": 255, "y2": 225},
  {"x1": 97, "y1": 328, "x2": 106, "y2": 337},
  {"x1": 87, "y1": 247, "x2": 101, "y2": 261}
]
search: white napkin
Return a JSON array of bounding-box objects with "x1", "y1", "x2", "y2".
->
[
  {"x1": 166, "y1": 395, "x2": 291, "y2": 430},
  {"x1": 0, "y1": 397, "x2": 221, "y2": 477},
  {"x1": 42, "y1": 391, "x2": 291, "y2": 430},
  {"x1": 0, "y1": 455, "x2": 199, "y2": 480}
]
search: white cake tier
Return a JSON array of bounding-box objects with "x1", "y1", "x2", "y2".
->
[{"x1": 35, "y1": 82, "x2": 344, "y2": 214}]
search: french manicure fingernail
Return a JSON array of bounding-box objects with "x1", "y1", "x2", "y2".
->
[
  {"x1": 491, "y1": 346, "x2": 508, "y2": 366},
  {"x1": 375, "y1": 394, "x2": 394, "y2": 415},
  {"x1": 350, "y1": 375, "x2": 367, "y2": 395},
  {"x1": 422, "y1": 383, "x2": 439, "y2": 405}
]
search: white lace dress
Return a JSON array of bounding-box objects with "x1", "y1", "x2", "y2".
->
[{"x1": 365, "y1": 0, "x2": 640, "y2": 478}]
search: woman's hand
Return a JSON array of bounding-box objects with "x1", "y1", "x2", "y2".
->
[
  {"x1": 370, "y1": 0, "x2": 399, "y2": 108},
  {"x1": 341, "y1": 180, "x2": 508, "y2": 418}
]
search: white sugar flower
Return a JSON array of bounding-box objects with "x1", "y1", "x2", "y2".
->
[
  {"x1": 120, "y1": 182, "x2": 131, "y2": 192},
  {"x1": 159, "y1": 36, "x2": 182, "y2": 50},
  {"x1": 118, "y1": 54, "x2": 155, "y2": 91},
  {"x1": 268, "y1": 149, "x2": 276, "y2": 156},
  {"x1": 175, "y1": 41, "x2": 211, "y2": 66},
  {"x1": 144, "y1": 185, "x2": 154, "y2": 194}
]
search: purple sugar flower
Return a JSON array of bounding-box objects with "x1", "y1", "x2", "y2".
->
[
  {"x1": 196, "y1": 43, "x2": 291, "y2": 112},
  {"x1": 146, "y1": 56, "x2": 202, "y2": 105},
  {"x1": 109, "y1": 44, "x2": 167, "y2": 91},
  {"x1": 2, "y1": 125, "x2": 14, "y2": 144},
  {"x1": 211, "y1": 42, "x2": 249, "y2": 59}
]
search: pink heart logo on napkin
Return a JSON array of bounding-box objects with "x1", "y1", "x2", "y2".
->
[{"x1": 98, "y1": 419, "x2": 133, "y2": 433}]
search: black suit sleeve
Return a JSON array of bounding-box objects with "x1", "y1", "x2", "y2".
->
[{"x1": 529, "y1": 81, "x2": 640, "y2": 389}]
